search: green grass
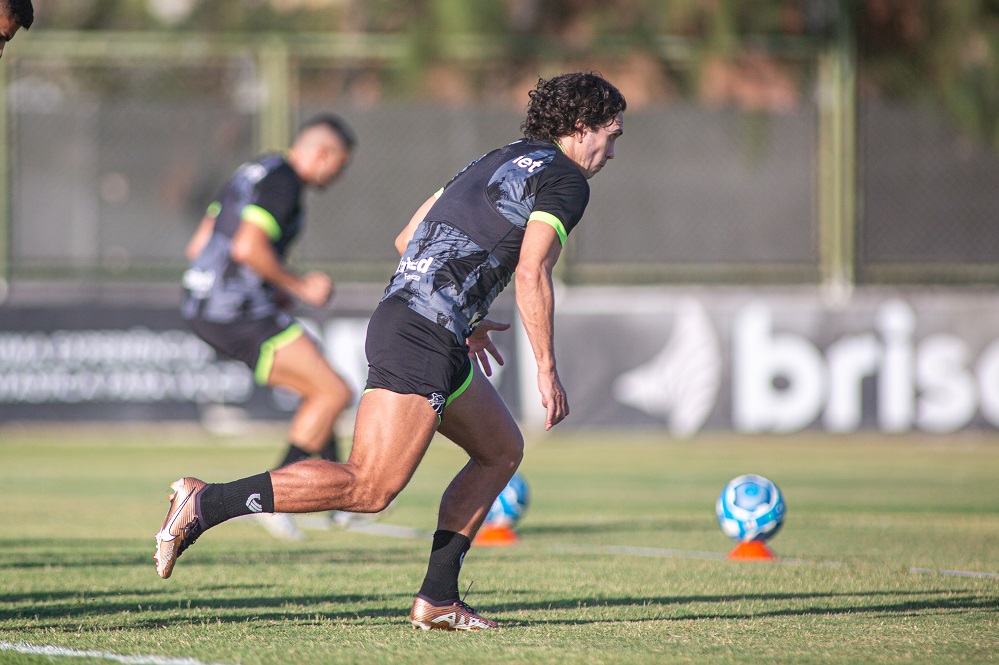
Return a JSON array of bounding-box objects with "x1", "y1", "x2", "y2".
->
[{"x1": 1, "y1": 425, "x2": 998, "y2": 664}]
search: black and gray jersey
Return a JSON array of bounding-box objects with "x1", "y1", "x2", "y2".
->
[
  {"x1": 181, "y1": 154, "x2": 303, "y2": 323},
  {"x1": 384, "y1": 138, "x2": 589, "y2": 339}
]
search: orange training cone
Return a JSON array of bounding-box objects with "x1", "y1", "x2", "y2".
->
[
  {"x1": 473, "y1": 524, "x2": 520, "y2": 547},
  {"x1": 727, "y1": 540, "x2": 776, "y2": 561}
]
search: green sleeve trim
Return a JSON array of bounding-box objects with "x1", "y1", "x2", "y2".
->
[
  {"x1": 205, "y1": 201, "x2": 222, "y2": 218},
  {"x1": 242, "y1": 204, "x2": 281, "y2": 242},
  {"x1": 434, "y1": 187, "x2": 444, "y2": 198},
  {"x1": 528, "y1": 211, "x2": 567, "y2": 246},
  {"x1": 254, "y1": 323, "x2": 304, "y2": 384}
]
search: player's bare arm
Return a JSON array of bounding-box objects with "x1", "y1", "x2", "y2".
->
[
  {"x1": 231, "y1": 219, "x2": 332, "y2": 306},
  {"x1": 515, "y1": 221, "x2": 567, "y2": 430},
  {"x1": 185, "y1": 213, "x2": 217, "y2": 261},
  {"x1": 394, "y1": 194, "x2": 438, "y2": 255}
]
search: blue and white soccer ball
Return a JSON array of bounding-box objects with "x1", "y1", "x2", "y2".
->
[
  {"x1": 715, "y1": 474, "x2": 785, "y2": 542},
  {"x1": 484, "y1": 472, "x2": 530, "y2": 528}
]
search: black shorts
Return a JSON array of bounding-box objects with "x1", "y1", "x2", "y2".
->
[
  {"x1": 189, "y1": 312, "x2": 303, "y2": 385},
  {"x1": 364, "y1": 296, "x2": 473, "y2": 416}
]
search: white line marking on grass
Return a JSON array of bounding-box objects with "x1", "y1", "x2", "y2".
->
[
  {"x1": 0, "y1": 641, "x2": 229, "y2": 665},
  {"x1": 909, "y1": 567, "x2": 999, "y2": 579}
]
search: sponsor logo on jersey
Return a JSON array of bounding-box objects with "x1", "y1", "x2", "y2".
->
[
  {"x1": 513, "y1": 156, "x2": 545, "y2": 173},
  {"x1": 397, "y1": 256, "x2": 434, "y2": 281},
  {"x1": 242, "y1": 162, "x2": 268, "y2": 184},
  {"x1": 182, "y1": 268, "x2": 216, "y2": 298}
]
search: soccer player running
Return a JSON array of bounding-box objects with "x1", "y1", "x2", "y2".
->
[
  {"x1": 181, "y1": 114, "x2": 357, "y2": 540},
  {"x1": 156, "y1": 72, "x2": 626, "y2": 630},
  {"x1": 0, "y1": 0, "x2": 34, "y2": 60}
]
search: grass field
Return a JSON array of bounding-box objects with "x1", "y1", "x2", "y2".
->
[{"x1": 1, "y1": 424, "x2": 997, "y2": 664}]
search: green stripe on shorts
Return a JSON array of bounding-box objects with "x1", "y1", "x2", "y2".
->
[
  {"x1": 254, "y1": 323, "x2": 304, "y2": 385},
  {"x1": 445, "y1": 362, "x2": 474, "y2": 409}
]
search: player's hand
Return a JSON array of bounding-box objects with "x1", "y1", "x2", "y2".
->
[
  {"x1": 537, "y1": 369, "x2": 569, "y2": 430},
  {"x1": 272, "y1": 288, "x2": 294, "y2": 311},
  {"x1": 295, "y1": 272, "x2": 334, "y2": 307},
  {"x1": 466, "y1": 319, "x2": 510, "y2": 377}
]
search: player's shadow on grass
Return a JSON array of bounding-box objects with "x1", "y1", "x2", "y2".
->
[
  {"x1": 0, "y1": 589, "x2": 422, "y2": 629},
  {"x1": 0, "y1": 582, "x2": 276, "y2": 606},
  {"x1": 489, "y1": 590, "x2": 999, "y2": 626},
  {"x1": 0, "y1": 538, "x2": 421, "y2": 571}
]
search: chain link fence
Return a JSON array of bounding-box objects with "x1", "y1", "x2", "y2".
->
[
  {"x1": 857, "y1": 95, "x2": 999, "y2": 283},
  {"x1": 2, "y1": 32, "x2": 996, "y2": 291}
]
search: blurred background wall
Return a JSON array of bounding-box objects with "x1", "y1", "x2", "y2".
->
[{"x1": 2, "y1": 0, "x2": 999, "y2": 435}]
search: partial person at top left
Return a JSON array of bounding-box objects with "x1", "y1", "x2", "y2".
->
[{"x1": 0, "y1": 0, "x2": 33, "y2": 60}]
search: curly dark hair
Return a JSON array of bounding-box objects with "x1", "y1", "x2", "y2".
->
[
  {"x1": 1, "y1": 0, "x2": 33, "y2": 29},
  {"x1": 521, "y1": 72, "x2": 626, "y2": 142}
]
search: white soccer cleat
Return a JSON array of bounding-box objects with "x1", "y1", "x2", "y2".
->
[
  {"x1": 409, "y1": 594, "x2": 498, "y2": 631},
  {"x1": 154, "y1": 477, "x2": 208, "y2": 579}
]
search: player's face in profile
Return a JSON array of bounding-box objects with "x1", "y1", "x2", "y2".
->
[
  {"x1": 314, "y1": 140, "x2": 351, "y2": 189},
  {"x1": 574, "y1": 112, "x2": 624, "y2": 180},
  {"x1": 0, "y1": 15, "x2": 22, "y2": 60}
]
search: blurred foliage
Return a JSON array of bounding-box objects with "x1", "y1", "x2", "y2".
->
[
  {"x1": 858, "y1": 0, "x2": 999, "y2": 151},
  {"x1": 24, "y1": 1, "x2": 999, "y2": 147}
]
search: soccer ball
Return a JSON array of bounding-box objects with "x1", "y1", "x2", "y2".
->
[
  {"x1": 715, "y1": 474, "x2": 785, "y2": 542},
  {"x1": 484, "y1": 472, "x2": 530, "y2": 529}
]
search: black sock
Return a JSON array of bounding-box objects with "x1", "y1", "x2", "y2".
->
[
  {"x1": 320, "y1": 434, "x2": 339, "y2": 462},
  {"x1": 418, "y1": 530, "x2": 471, "y2": 602},
  {"x1": 198, "y1": 472, "x2": 275, "y2": 529},
  {"x1": 276, "y1": 443, "x2": 310, "y2": 469}
]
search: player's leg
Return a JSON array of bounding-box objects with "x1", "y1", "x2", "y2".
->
[
  {"x1": 436, "y1": 367, "x2": 524, "y2": 538},
  {"x1": 251, "y1": 323, "x2": 354, "y2": 539},
  {"x1": 265, "y1": 332, "x2": 353, "y2": 458},
  {"x1": 154, "y1": 388, "x2": 439, "y2": 579},
  {"x1": 270, "y1": 388, "x2": 438, "y2": 513},
  {"x1": 408, "y1": 366, "x2": 520, "y2": 630},
  {"x1": 189, "y1": 315, "x2": 347, "y2": 466}
]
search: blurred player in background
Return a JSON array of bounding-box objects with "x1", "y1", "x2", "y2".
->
[
  {"x1": 0, "y1": 0, "x2": 34, "y2": 60},
  {"x1": 181, "y1": 114, "x2": 356, "y2": 540},
  {"x1": 157, "y1": 72, "x2": 626, "y2": 630}
]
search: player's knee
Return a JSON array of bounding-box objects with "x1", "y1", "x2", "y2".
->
[
  {"x1": 354, "y1": 487, "x2": 396, "y2": 513},
  {"x1": 302, "y1": 386, "x2": 350, "y2": 417},
  {"x1": 319, "y1": 377, "x2": 354, "y2": 411},
  {"x1": 349, "y1": 468, "x2": 401, "y2": 512},
  {"x1": 492, "y1": 431, "x2": 524, "y2": 471},
  {"x1": 509, "y1": 435, "x2": 525, "y2": 466},
  {"x1": 366, "y1": 490, "x2": 396, "y2": 513}
]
